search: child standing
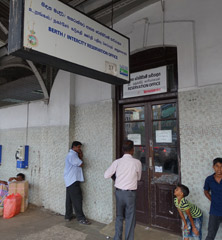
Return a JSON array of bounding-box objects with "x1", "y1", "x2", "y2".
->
[
  {"x1": 174, "y1": 184, "x2": 203, "y2": 240},
  {"x1": 204, "y1": 158, "x2": 222, "y2": 240}
]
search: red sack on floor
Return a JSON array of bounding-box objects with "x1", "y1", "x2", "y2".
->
[{"x1": 3, "y1": 193, "x2": 22, "y2": 219}]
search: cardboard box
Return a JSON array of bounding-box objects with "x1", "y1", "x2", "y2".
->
[
  {"x1": 8, "y1": 181, "x2": 29, "y2": 212},
  {"x1": 8, "y1": 181, "x2": 28, "y2": 196},
  {"x1": 0, "y1": 207, "x2": 3, "y2": 216},
  {"x1": 21, "y1": 197, "x2": 28, "y2": 212}
]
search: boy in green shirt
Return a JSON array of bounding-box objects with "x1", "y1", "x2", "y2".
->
[{"x1": 174, "y1": 184, "x2": 203, "y2": 240}]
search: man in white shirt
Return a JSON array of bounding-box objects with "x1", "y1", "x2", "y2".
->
[
  {"x1": 104, "y1": 140, "x2": 142, "y2": 240},
  {"x1": 64, "y1": 141, "x2": 90, "y2": 225}
]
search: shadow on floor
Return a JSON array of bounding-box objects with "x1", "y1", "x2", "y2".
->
[
  {"x1": 0, "y1": 205, "x2": 182, "y2": 240},
  {"x1": 100, "y1": 221, "x2": 182, "y2": 240}
]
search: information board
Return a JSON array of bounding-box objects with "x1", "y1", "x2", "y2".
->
[
  {"x1": 8, "y1": 0, "x2": 130, "y2": 85},
  {"x1": 123, "y1": 66, "x2": 167, "y2": 98}
]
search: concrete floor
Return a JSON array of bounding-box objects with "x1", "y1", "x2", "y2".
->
[{"x1": 0, "y1": 205, "x2": 182, "y2": 240}]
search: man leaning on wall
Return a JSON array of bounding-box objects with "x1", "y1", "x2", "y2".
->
[{"x1": 64, "y1": 141, "x2": 91, "y2": 225}]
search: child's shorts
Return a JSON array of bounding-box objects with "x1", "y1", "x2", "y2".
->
[{"x1": 184, "y1": 215, "x2": 203, "y2": 240}]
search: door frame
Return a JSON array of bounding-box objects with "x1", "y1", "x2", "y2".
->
[
  {"x1": 115, "y1": 46, "x2": 180, "y2": 231},
  {"x1": 118, "y1": 98, "x2": 181, "y2": 230}
]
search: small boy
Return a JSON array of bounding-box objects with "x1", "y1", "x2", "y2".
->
[
  {"x1": 204, "y1": 157, "x2": 222, "y2": 240},
  {"x1": 174, "y1": 184, "x2": 203, "y2": 240}
]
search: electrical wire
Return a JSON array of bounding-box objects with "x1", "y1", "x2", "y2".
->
[
  {"x1": 161, "y1": 0, "x2": 165, "y2": 47},
  {"x1": 111, "y1": 0, "x2": 114, "y2": 29}
]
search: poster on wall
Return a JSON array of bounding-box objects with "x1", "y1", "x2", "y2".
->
[
  {"x1": 8, "y1": 0, "x2": 130, "y2": 85},
  {"x1": 123, "y1": 66, "x2": 167, "y2": 98}
]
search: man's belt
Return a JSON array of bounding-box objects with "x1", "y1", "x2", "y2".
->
[{"x1": 116, "y1": 188, "x2": 136, "y2": 192}]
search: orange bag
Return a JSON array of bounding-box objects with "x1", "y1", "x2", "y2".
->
[{"x1": 3, "y1": 193, "x2": 22, "y2": 219}]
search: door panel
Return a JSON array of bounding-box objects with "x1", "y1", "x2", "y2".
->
[
  {"x1": 150, "y1": 102, "x2": 181, "y2": 232},
  {"x1": 151, "y1": 183, "x2": 181, "y2": 232},
  {"x1": 136, "y1": 178, "x2": 149, "y2": 223},
  {"x1": 123, "y1": 106, "x2": 149, "y2": 223},
  {"x1": 134, "y1": 146, "x2": 149, "y2": 223}
]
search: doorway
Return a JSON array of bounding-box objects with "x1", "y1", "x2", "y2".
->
[
  {"x1": 116, "y1": 46, "x2": 180, "y2": 233},
  {"x1": 122, "y1": 99, "x2": 181, "y2": 232}
]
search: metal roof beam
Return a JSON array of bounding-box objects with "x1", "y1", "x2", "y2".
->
[{"x1": 26, "y1": 60, "x2": 49, "y2": 100}]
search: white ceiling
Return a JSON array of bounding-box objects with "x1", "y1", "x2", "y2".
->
[{"x1": 0, "y1": 0, "x2": 159, "y2": 107}]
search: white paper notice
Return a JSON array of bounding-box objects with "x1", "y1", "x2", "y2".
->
[
  {"x1": 155, "y1": 166, "x2": 163, "y2": 172},
  {"x1": 156, "y1": 130, "x2": 172, "y2": 143},
  {"x1": 127, "y1": 134, "x2": 141, "y2": 145},
  {"x1": 133, "y1": 112, "x2": 140, "y2": 120}
]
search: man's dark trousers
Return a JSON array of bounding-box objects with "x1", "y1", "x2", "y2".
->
[
  {"x1": 205, "y1": 215, "x2": 222, "y2": 240},
  {"x1": 114, "y1": 189, "x2": 137, "y2": 240},
  {"x1": 65, "y1": 181, "x2": 85, "y2": 221}
]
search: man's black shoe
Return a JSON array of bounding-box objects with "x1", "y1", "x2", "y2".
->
[
  {"x1": 78, "y1": 219, "x2": 91, "y2": 225},
  {"x1": 65, "y1": 215, "x2": 76, "y2": 222}
]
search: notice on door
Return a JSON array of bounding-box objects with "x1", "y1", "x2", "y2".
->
[
  {"x1": 156, "y1": 130, "x2": 172, "y2": 143},
  {"x1": 133, "y1": 112, "x2": 140, "y2": 120},
  {"x1": 155, "y1": 166, "x2": 163, "y2": 173},
  {"x1": 127, "y1": 134, "x2": 141, "y2": 145}
]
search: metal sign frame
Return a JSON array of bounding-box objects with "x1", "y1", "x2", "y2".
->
[{"x1": 8, "y1": 0, "x2": 130, "y2": 85}]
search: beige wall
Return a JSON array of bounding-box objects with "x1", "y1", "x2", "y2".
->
[
  {"x1": 70, "y1": 100, "x2": 116, "y2": 223},
  {"x1": 179, "y1": 84, "x2": 222, "y2": 239},
  {"x1": 0, "y1": 126, "x2": 69, "y2": 214}
]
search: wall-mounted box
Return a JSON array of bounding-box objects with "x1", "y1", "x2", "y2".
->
[{"x1": 16, "y1": 145, "x2": 29, "y2": 169}]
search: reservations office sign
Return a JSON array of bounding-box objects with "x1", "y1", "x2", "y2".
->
[
  {"x1": 8, "y1": 0, "x2": 129, "y2": 85},
  {"x1": 123, "y1": 66, "x2": 167, "y2": 98}
]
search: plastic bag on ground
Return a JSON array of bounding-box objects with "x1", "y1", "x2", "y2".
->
[{"x1": 3, "y1": 193, "x2": 22, "y2": 219}]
